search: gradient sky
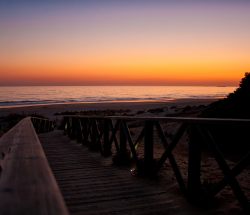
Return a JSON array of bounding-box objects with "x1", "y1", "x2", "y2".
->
[{"x1": 0, "y1": 0, "x2": 250, "y2": 86}]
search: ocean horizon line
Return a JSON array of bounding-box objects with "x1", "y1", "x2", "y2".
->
[{"x1": 0, "y1": 85, "x2": 236, "y2": 108}]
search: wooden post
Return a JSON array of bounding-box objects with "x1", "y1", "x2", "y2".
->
[
  {"x1": 89, "y1": 119, "x2": 99, "y2": 151},
  {"x1": 69, "y1": 118, "x2": 75, "y2": 139},
  {"x1": 187, "y1": 125, "x2": 202, "y2": 201},
  {"x1": 67, "y1": 118, "x2": 72, "y2": 137},
  {"x1": 81, "y1": 119, "x2": 88, "y2": 145},
  {"x1": 76, "y1": 118, "x2": 82, "y2": 143},
  {"x1": 144, "y1": 120, "x2": 154, "y2": 175},
  {"x1": 71, "y1": 117, "x2": 78, "y2": 140},
  {"x1": 120, "y1": 121, "x2": 127, "y2": 156},
  {"x1": 103, "y1": 119, "x2": 112, "y2": 157}
]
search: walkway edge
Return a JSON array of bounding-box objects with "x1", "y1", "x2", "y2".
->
[{"x1": 0, "y1": 117, "x2": 69, "y2": 215}]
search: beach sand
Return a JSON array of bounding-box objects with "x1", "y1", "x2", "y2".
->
[{"x1": 0, "y1": 98, "x2": 215, "y2": 118}]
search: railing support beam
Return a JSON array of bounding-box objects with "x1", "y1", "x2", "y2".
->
[
  {"x1": 113, "y1": 121, "x2": 130, "y2": 165},
  {"x1": 187, "y1": 125, "x2": 202, "y2": 201},
  {"x1": 103, "y1": 119, "x2": 112, "y2": 157},
  {"x1": 143, "y1": 120, "x2": 155, "y2": 175}
]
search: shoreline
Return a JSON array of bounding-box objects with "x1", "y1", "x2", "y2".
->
[
  {"x1": 0, "y1": 98, "x2": 218, "y2": 109},
  {"x1": 0, "y1": 98, "x2": 217, "y2": 118}
]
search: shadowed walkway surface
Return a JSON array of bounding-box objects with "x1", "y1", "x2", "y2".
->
[{"x1": 39, "y1": 130, "x2": 212, "y2": 215}]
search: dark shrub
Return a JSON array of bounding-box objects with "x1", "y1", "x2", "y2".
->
[{"x1": 197, "y1": 73, "x2": 250, "y2": 154}]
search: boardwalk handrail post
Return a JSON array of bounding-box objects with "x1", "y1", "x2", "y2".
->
[
  {"x1": 76, "y1": 118, "x2": 83, "y2": 143},
  {"x1": 81, "y1": 118, "x2": 89, "y2": 145},
  {"x1": 102, "y1": 119, "x2": 112, "y2": 157},
  {"x1": 120, "y1": 121, "x2": 127, "y2": 156},
  {"x1": 143, "y1": 120, "x2": 155, "y2": 176},
  {"x1": 187, "y1": 124, "x2": 202, "y2": 202},
  {"x1": 67, "y1": 117, "x2": 73, "y2": 138},
  {"x1": 89, "y1": 119, "x2": 100, "y2": 151},
  {"x1": 71, "y1": 117, "x2": 77, "y2": 139}
]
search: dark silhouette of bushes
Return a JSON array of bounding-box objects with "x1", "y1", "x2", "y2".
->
[
  {"x1": 199, "y1": 73, "x2": 250, "y2": 154},
  {"x1": 202, "y1": 72, "x2": 250, "y2": 118}
]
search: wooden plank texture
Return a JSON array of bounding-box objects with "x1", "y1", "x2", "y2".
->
[
  {"x1": 0, "y1": 117, "x2": 69, "y2": 215},
  {"x1": 39, "y1": 130, "x2": 215, "y2": 215}
]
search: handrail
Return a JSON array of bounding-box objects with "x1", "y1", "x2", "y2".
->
[
  {"x1": 63, "y1": 115, "x2": 250, "y2": 213},
  {"x1": 0, "y1": 117, "x2": 69, "y2": 214},
  {"x1": 31, "y1": 117, "x2": 55, "y2": 133},
  {"x1": 64, "y1": 115, "x2": 250, "y2": 125}
]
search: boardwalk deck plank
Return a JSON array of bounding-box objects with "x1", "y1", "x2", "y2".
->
[{"x1": 39, "y1": 130, "x2": 208, "y2": 215}]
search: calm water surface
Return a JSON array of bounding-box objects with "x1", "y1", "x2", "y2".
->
[{"x1": 0, "y1": 86, "x2": 236, "y2": 107}]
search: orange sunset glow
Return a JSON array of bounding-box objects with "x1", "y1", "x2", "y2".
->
[{"x1": 0, "y1": 1, "x2": 250, "y2": 86}]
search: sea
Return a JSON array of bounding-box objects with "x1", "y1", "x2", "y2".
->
[{"x1": 0, "y1": 86, "x2": 236, "y2": 108}]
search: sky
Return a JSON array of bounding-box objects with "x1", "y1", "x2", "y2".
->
[{"x1": 0, "y1": 0, "x2": 250, "y2": 86}]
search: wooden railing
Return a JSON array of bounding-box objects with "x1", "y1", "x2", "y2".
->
[
  {"x1": 0, "y1": 117, "x2": 68, "y2": 215},
  {"x1": 63, "y1": 115, "x2": 250, "y2": 213},
  {"x1": 31, "y1": 117, "x2": 55, "y2": 133}
]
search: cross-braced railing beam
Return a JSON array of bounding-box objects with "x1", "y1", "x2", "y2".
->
[{"x1": 63, "y1": 115, "x2": 250, "y2": 214}]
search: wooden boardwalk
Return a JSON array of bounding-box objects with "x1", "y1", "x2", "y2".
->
[
  {"x1": 39, "y1": 130, "x2": 212, "y2": 215},
  {"x1": 1, "y1": 117, "x2": 248, "y2": 214}
]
